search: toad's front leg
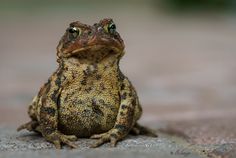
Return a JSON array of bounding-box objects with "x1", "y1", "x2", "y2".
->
[
  {"x1": 90, "y1": 77, "x2": 136, "y2": 147},
  {"x1": 39, "y1": 71, "x2": 77, "y2": 149}
]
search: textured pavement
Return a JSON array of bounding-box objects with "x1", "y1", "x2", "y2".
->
[
  {"x1": 0, "y1": 126, "x2": 206, "y2": 158},
  {"x1": 1, "y1": 122, "x2": 236, "y2": 158}
]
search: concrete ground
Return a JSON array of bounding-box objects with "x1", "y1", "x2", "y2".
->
[
  {"x1": 1, "y1": 1, "x2": 236, "y2": 158},
  {"x1": 1, "y1": 119, "x2": 236, "y2": 158}
]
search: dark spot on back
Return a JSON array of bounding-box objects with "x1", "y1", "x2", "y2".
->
[
  {"x1": 118, "y1": 69, "x2": 125, "y2": 81},
  {"x1": 120, "y1": 83, "x2": 125, "y2": 90},
  {"x1": 55, "y1": 74, "x2": 62, "y2": 87},
  {"x1": 51, "y1": 90, "x2": 58, "y2": 104},
  {"x1": 99, "y1": 99, "x2": 105, "y2": 104},
  {"x1": 109, "y1": 49, "x2": 114, "y2": 53},
  {"x1": 132, "y1": 99, "x2": 136, "y2": 106},
  {"x1": 80, "y1": 78, "x2": 87, "y2": 85},
  {"x1": 121, "y1": 104, "x2": 127, "y2": 109},
  {"x1": 41, "y1": 107, "x2": 56, "y2": 116},
  {"x1": 96, "y1": 74, "x2": 102, "y2": 80},
  {"x1": 92, "y1": 99, "x2": 104, "y2": 116},
  {"x1": 114, "y1": 124, "x2": 129, "y2": 132},
  {"x1": 104, "y1": 65, "x2": 108, "y2": 70},
  {"x1": 129, "y1": 93, "x2": 132, "y2": 97},
  {"x1": 100, "y1": 83, "x2": 105, "y2": 90},
  {"x1": 121, "y1": 92, "x2": 127, "y2": 100},
  {"x1": 85, "y1": 87, "x2": 92, "y2": 93}
]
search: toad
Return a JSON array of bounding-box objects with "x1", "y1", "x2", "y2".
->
[{"x1": 18, "y1": 18, "x2": 157, "y2": 149}]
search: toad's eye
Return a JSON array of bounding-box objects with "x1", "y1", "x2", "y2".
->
[
  {"x1": 68, "y1": 27, "x2": 80, "y2": 39},
  {"x1": 108, "y1": 23, "x2": 116, "y2": 34}
]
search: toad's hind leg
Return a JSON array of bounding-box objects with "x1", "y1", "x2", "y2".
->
[
  {"x1": 17, "y1": 120, "x2": 41, "y2": 133},
  {"x1": 130, "y1": 123, "x2": 157, "y2": 137}
]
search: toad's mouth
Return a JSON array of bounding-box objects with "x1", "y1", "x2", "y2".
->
[{"x1": 64, "y1": 45, "x2": 123, "y2": 61}]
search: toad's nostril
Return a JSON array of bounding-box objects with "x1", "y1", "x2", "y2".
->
[{"x1": 109, "y1": 49, "x2": 114, "y2": 53}]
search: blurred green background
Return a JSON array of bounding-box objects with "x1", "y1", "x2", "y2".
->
[{"x1": 0, "y1": 0, "x2": 236, "y2": 125}]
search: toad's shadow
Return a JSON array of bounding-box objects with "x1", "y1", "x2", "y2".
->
[
  {"x1": 16, "y1": 131, "x2": 44, "y2": 142},
  {"x1": 158, "y1": 127, "x2": 191, "y2": 142}
]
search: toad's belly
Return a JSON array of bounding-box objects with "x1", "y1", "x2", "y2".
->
[{"x1": 58, "y1": 83, "x2": 120, "y2": 137}]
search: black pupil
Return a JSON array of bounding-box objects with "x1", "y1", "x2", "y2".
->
[
  {"x1": 69, "y1": 27, "x2": 78, "y2": 34},
  {"x1": 108, "y1": 23, "x2": 116, "y2": 33}
]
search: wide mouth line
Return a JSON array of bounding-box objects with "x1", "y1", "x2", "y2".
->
[{"x1": 72, "y1": 45, "x2": 120, "y2": 54}]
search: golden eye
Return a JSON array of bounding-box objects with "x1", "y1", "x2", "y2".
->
[
  {"x1": 68, "y1": 27, "x2": 81, "y2": 38},
  {"x1": 104, "y1": 22, "x2": 116, "y2": 34},
  {"x1": 108, "y1": 23, "x2": 116, "y2": 34}
]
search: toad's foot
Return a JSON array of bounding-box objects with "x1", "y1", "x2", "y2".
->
[
  {"x1": 17, "y1": 121, "x2": 39, "y2": 132},
  {"x1": 90, "y1": 129, "x2": 122, "y2": 148},
  {"x1": 130, "y1": 123, "x2": 157, "y2": 137},
  {"x1": 45, "y1": 131, "x2": 78, "y2": 149}
]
